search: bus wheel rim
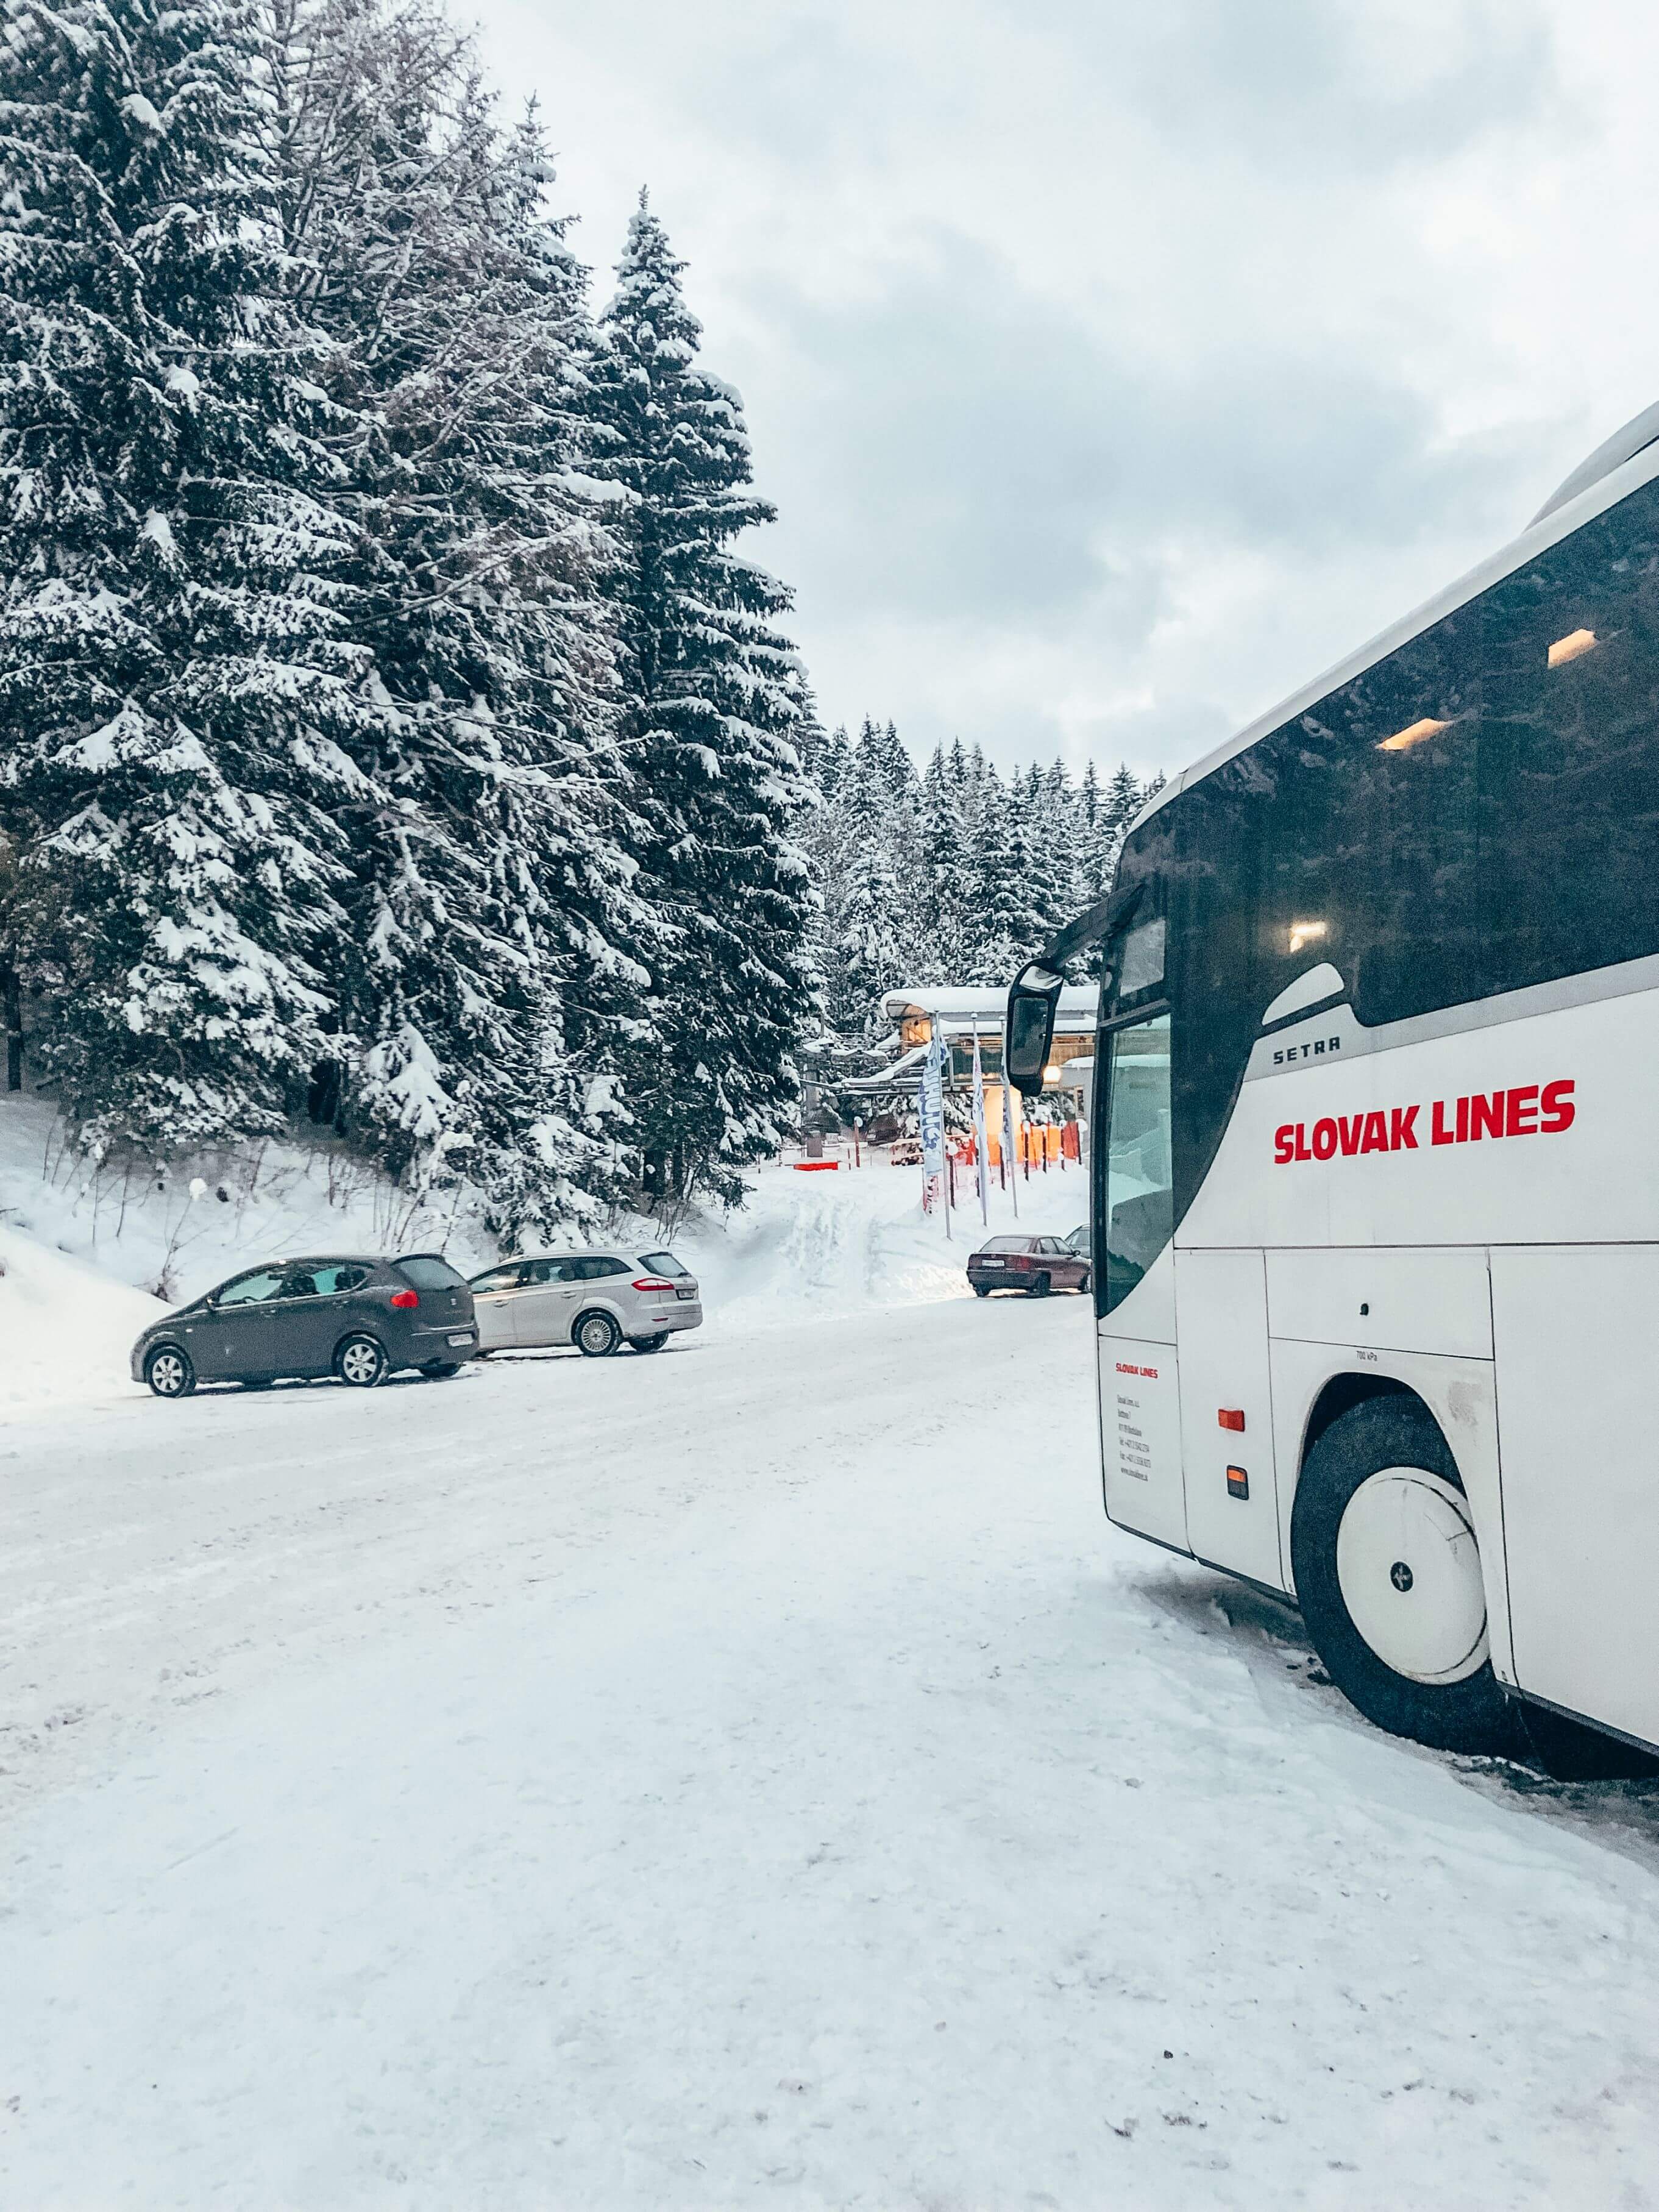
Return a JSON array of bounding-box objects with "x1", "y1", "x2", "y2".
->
[{"x1": 1335, "y1": 1466, "x2": 1489, "y2": 1685}]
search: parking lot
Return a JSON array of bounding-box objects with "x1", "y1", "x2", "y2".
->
[{"x1": 6, "y1": 1284, "x2": 1659, "y2": 2207}]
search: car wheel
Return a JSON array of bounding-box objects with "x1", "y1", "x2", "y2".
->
[
  {"x1": 973, "y1": 1285, "x2": 991, "y2": 1298},
  {"x1": 1029, "y1": 1272, "x2": 1051, "y2": 1298},
  {"x1": 1289, "y1": 1397, "x2": 1519, "y2": 1755},
  {"x1": 574, "y1": 1309, "x2": 621, "y2": 1358},
  {"x1": 630, "y1": 1334, "x2": 670, "y2": 1353},
  {"x1": 420, "y1": 1360, "x2": 463, "y2": 1379},
  {"x1": 145, "y1": 1345, "x2": 195, "y2": 1400},
  {"x1": 336, "y1": 1334, "x2": 388, "y2": 1389},
  {"x1": 1078, "y1": 1270, "x2": 1092, "y2": 1295}
]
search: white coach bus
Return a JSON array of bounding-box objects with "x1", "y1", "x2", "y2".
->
[{"x1": 1008, "y1": 403, "x2": 1659, "y2": 1766}]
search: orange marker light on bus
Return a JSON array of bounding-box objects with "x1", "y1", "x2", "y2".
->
[
  {"x1": 1377, "y1": 716, "x2": 1451, "y2": 753},
  {"x1": 1226, "y1": 1466, "x2": 1250, "y2": 1500}
]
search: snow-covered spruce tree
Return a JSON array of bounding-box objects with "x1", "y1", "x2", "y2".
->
[
  {"x1": 962, "y1": 765, "x2": 1046, "y2": 985},
  {"x1": 591, "y1": 196, "x2": 814, "y2": 1207},
  {"x1": 263, "y1": 0, "x2": 648, "y2": 1237},
  {"x1": 918, "y1": 741, "x2": 971, "y2": 977},
  {"x1": 0, "y1": 0, "x2": 382, "y2": 1158}
]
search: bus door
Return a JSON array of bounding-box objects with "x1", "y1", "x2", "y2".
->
[
  {"x1": 1491, "y1": 1247, "x2": 1659, "y2": 1750},
  {"x1": 1097, "y1": 1007, "x2": 1188, "y2": 1551}
]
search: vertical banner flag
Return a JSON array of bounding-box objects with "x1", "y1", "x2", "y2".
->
[
  {"x1": 919, "y1": 1023, "x2": 947, "y2": 1222},
  {"x1": 971, "y1": 1020, "x2": 990, "y2": 1226},
  {"x1": 1002, "y1": 1064, "x2": 1021, "y2": 1218}
]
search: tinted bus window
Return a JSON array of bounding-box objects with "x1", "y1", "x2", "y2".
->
[{"x1": 1479, "y1": 486, "x2": 1659, "y2": 996}]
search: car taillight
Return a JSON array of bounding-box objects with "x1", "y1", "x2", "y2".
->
[
  {"x1": 390, "y1": 1287, "x2": 419, "y2": 1309},
  {"x1": 632, "y1": 1277, "x2": 675, "y2": 1293}
]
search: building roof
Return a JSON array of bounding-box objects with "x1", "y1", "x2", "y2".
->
[{"x1": 879, "y1": 984, "x2": 1098, "y2": 1031}]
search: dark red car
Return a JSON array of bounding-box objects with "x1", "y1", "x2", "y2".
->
[{"x1": 967, "y1": 1233, "x2": 1091, "y2": 1298}]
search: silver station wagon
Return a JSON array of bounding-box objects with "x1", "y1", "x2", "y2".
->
[{"x1": 469, "y1": 1248, "x2": 703, "y2": 1357}]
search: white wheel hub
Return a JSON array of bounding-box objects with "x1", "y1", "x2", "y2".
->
[{"x1": 1335, "y1": 1466, "x2": 1488, "y2": 1685}]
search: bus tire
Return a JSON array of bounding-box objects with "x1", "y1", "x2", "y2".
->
[{"x1": 1290, "y1": 1397, "x2": 1519, "y2": 1757}]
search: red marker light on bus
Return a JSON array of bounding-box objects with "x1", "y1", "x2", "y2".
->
[{"x1": 1218, "y1": 1409, "x2": 1245, "y2": 1432}]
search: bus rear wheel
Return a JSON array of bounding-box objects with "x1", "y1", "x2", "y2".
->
[{"x1": 1290, "y1": 1397, "x2": 1519, "y2": 1756}]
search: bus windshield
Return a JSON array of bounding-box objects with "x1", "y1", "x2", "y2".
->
[{"x1": 1101, "y1": 1010, "x2": 1172, "y2": 1312}]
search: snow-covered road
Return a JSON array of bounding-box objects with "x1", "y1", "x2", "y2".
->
[{"x1": 5, "y1": 1285, "x2": 1659, "y2": 2207}]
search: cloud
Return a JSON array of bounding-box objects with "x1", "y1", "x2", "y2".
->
[{"x1": 472, "y1": 0, "x2": 1648, "y2": 787}]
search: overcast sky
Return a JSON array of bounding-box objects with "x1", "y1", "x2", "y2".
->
[{"x1": 472, "y1": 0, "x2": 1658, "y2": 784}]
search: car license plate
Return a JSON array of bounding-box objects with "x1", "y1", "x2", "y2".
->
[
  {"x1": 981, "y1": 1259, "x2": 1004, "y2": 1268},
  {"x1": 676, "y1": 1287, "x2": 697, "y2": 1300},
  {"x1": 447, "y1": 1332, "x2": 473, "y2": 1346}
]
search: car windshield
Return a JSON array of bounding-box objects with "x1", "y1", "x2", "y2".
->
[
  {"x1": 981, "y1": 1237, "x2": 1033, "y2": 1254},
  {"x1": 639, "y1": 1250, "x2": 689, "y2": 1276},
  {"x1": 396, "y1": 1256, "x2": 466, "y2": 1290}
]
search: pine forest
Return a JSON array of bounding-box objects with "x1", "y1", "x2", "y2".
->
[{"x1": 0, "y1": 0, "x2": 1161, "y2": 1231}]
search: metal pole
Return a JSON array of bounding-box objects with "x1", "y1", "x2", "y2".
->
[
  {"x1": 1003, "y1": 1075, "x2": 1020, "y2": 1218},
  {"x1": 971, "y1": 1015, "x2": 990, "y2": 1228}
]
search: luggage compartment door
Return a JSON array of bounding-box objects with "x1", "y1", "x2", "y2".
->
[
  {"x1": 1491, "y1": 1245, "x2": 1659, "y2": 1749},
  {"x1": 1175, "y1": 1249, "x2": 1285, "y2": 1591}
]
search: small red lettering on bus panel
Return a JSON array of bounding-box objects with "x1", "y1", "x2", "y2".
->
[
  {"x1": 1431, "y1": 1099, "x2": 1455, "y2": 1146},
  {"x1": 1274, "y1": 1125, "x2": 1295, "y2": 1164}
]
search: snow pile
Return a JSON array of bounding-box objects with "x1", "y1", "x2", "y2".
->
[
  {"x1": 0, "y1": 1093, "x2": 499, "y2": 1311},
  {"x1": 0, "y1": 1225, "x2": 165, "y2": 1415}
]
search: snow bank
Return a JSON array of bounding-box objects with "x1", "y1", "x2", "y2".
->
[
  {"x1": 0, "y1": 1094, "x2": 499, "y2": 1310},
  {"x1": 0, "y1": 1225, "x2": 165, "y2": 1414}
]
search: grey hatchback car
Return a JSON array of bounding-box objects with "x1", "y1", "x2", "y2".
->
[
  {"x1": 132, "y1": 1253, "x2": 478, "y2": 1398},
  {"x1": 470, "y1": 1247, "x2": 702, "y2": 1357}
]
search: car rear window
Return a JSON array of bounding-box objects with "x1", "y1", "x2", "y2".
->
[
  {"x1": 575, "y1": 1256, "x2": 630, "y2": 1280},
  {"x1": 396, "y1": 1255, "x2": 467, "y2": 1290},
  {"x1": 639, "y1": 1250, "x2": 689, "y2": 1276},
  {"x1": 982, "y1": 1236, "x2": 1034, "y2": 1253}
]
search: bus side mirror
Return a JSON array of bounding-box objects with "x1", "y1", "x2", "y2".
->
[{"x1": 1005, "y1": 962, "x2": 1062, "y2": 1099}]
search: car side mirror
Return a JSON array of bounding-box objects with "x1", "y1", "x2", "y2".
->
[{"x1": 1005, "y1": 961, "x2": 1062, "y2": 1099}]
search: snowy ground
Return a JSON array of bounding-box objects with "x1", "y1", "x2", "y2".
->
[{"x1": 4, "y1": 1158, "x2": 1659, "y2": 2207}]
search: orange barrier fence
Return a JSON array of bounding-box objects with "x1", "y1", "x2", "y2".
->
[{"x1": 950, "y1": 1122, "x2": 1082, "y2": 1171}]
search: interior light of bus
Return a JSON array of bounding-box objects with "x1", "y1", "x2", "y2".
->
[
  {"x1": 1226, "y1": 1466, "x2": 1250, "y2": 1500},
  {"x1": 1377, "y1": 716, "x2": 1451, "y2": 752},
  {"x1": 1218, "y1": 1408, "x2": 1245, "y2": 1432},
  {"x1": 1288, "y1": 920, "x2": 1327, "y2": 954},
  {"x1": 1547, "y1": 627, "x2": 1597, "y2": 668}
]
